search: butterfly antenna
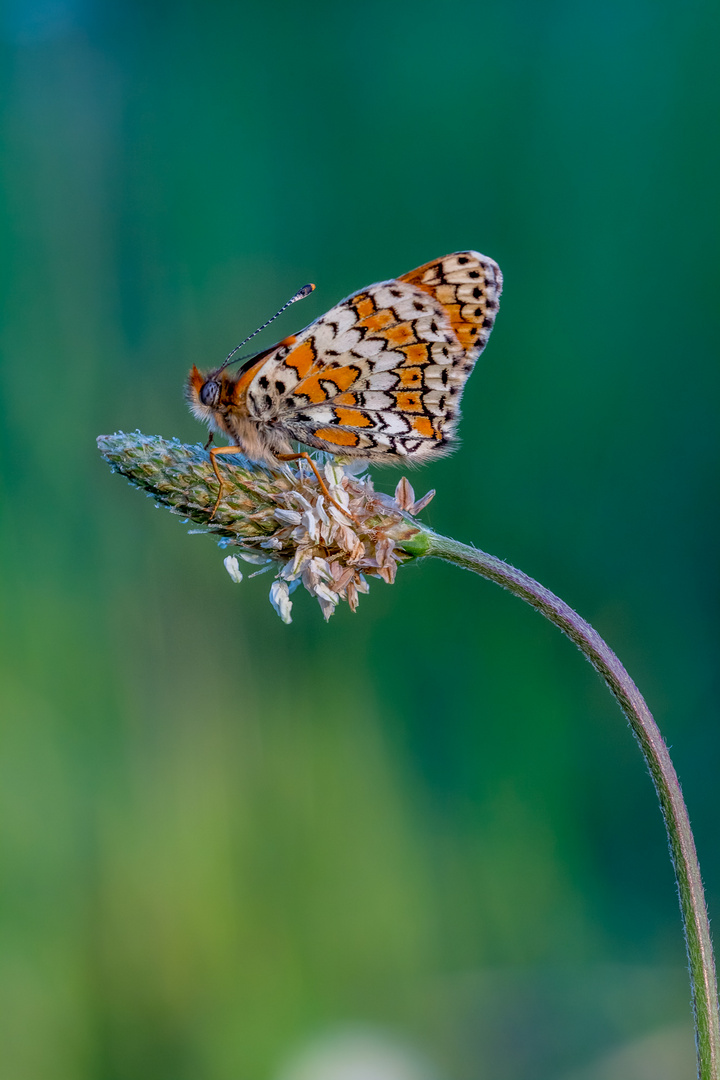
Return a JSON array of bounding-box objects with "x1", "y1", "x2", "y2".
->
[{"x1": 216, "y1": 283, "x2": 316, "y2": 373}]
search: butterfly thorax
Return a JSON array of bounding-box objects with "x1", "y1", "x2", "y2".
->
[{"x1": 186, "y1": 363, "x2": 293, "y2": 463}]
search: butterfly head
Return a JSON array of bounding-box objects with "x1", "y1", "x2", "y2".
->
[
  {"x1": 186, "y1": 352, "x2": 267, "y2": 432},
  {"x1": 186, "y1": 365, "x2": 230, "y2": 428}
]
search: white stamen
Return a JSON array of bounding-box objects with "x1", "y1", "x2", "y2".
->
[
  {"x1": 223, "y1": 555, "x2": 243, "y2": 583},
  {"x1": 269, "y1": 580, "x2": 293, "y2": 624},
  {"x1": 275, "y1": 508, "x2": 303, "y2": 525}
]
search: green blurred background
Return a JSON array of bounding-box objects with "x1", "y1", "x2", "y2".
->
[{"x1": 1, "y1": 1, "x2": 718, "y2": 1077}]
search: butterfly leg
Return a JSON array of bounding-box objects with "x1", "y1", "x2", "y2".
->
[
  {"x1": 276, "y1": 452, "x2": 355, "y2": 523},
  {"x1": 208, "y1": 444, "x2": 246, "y2": 520}
]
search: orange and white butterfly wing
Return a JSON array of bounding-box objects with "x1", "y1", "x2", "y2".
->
[
  {"x1": 398, "y1": 250, "x2": 503, "y2": 361},
  {"x1": 246, "y1": 251, "x2": 502, "y2": 461}
]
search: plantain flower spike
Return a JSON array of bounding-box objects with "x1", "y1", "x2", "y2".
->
[{"x1": 97, "y1": 433, "x2": 434, "y2": 623}]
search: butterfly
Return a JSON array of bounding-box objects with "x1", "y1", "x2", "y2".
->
[{"x1": 187, "y1": 251, "x2": 502, "y2": 515}]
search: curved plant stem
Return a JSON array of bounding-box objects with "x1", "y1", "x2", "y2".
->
[
  {"x1": 419, "y1": 531, "x2": 719, "y2": 1080},
  {"x1": 98, "y1": 431, "x2": 717, "y2": 1076}
]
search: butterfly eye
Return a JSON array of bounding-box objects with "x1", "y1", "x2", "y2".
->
[{"x1": 200, "y1": 380, "x2": 221, "y2": 407}]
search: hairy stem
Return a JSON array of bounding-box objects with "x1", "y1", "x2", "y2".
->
[{"x1": 415, "y1": 531, "x2": 719, "y2": 1079}]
